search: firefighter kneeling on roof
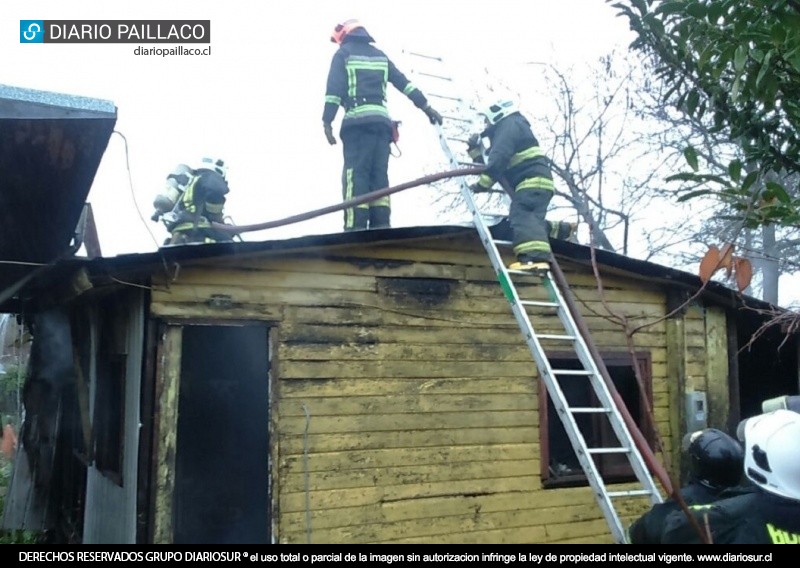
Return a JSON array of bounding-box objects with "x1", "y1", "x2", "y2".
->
[{"x1": 151, "y1": 157, "x2": 236, "y2": 245}]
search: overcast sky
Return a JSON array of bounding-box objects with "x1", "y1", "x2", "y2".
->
[{"x1": 4, "y1": 0, "x2": 634, "y2": 255}]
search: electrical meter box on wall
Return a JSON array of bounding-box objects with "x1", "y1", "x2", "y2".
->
[{"x1": 685, "y1": 391, "x2": 708, "y2": 432}]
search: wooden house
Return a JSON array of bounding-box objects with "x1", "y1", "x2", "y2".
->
[
  {"x1": 3, "y1": 224, "x2": 798, "y2": 544},
  {"x1": 1, "y1": 84, "x2": 797, "y2": 545}
]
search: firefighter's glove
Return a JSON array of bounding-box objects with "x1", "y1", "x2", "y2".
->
[
  {"x1": 467, "y1": 133, "x2": 482, "y2": 148},
  {"x1": 323, "y1": 123, "x2": 337, "y2": 145},
  {"x1": 422, "y1": 105, "x2": 443, "y2": 125},
  {"x1": 469, "y1": 182, "x2": 491, "y2": 194}
]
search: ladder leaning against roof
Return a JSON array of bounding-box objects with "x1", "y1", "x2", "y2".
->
[{"x1": 403, "y1": 50, "x2": 664, "y2": 544}]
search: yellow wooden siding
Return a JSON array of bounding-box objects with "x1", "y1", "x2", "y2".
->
[{"x1": 149, "y1": 234, "x2": 717, "y2": 543}]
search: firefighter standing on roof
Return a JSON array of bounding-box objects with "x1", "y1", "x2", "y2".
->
[
  {"x1": 469, "y1": 100, "x2": 556, "y2": 272},
  {"x1": 322, "y1": 18, "x2": 443, "y2": 231},
  {"x1": 151, "y1": 157, "x2": 234, "y2": 245}
]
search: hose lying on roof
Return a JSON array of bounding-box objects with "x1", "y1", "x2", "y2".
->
[{"x1": 210, "y1": 166, "x2": 485, "y2": 235}]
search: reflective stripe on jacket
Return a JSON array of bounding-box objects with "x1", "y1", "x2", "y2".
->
[
  {"x1": 476, "y1": 112, "x2": 553, "y2": 191},
  {"x1": 322, "y1": 37, "x2": 428, "y2": 130}
]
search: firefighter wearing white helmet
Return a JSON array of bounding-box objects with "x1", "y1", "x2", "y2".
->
[
  {"x1": 151, "y1": 158, "x2": 235, "y2": 245},
  {"x1": 468, "y1": 98, "x2": 557, "y2": 273},
  {"x1": 196, "y1": 156, "x2": 227, "y2": 179},
  {"x1": 661, "y1": 409, "x2": 800, "y2": 544}
]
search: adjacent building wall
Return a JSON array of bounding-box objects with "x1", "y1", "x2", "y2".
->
[{"x1": 83, "y1": 290, "x2": 144, "y2": 543}]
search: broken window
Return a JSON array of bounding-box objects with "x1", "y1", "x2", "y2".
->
[{"x1": 540, "y1": 352, "x2": 653, "y2": 488}]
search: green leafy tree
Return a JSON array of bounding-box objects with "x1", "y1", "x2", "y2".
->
[{"x1": 609, "y1": 0, "x2": 800, "y2": 227}]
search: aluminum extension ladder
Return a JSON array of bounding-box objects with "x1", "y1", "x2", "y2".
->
[{"x1": 404, "y1": 50, "x2": 663, "y2": 543}]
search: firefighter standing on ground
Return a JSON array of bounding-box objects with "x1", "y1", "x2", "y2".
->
[
  {"x1": 152, "y1": 157, "x2": 234, "y2": 245},
  {"x1": 627, "y1": 428, "x2": 748, "y2": 544},
  {"x1": 660, "y1": 409, "x2": 800, "y2": 544},
  {"x1": 322, "y1": 18, "x2": 443, "y2": 231}
]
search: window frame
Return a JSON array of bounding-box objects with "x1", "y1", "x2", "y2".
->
[{"x1": 539, "y1": 351, "x2": 654, "y2": 489}]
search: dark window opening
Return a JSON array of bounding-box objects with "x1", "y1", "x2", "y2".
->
[
  {"x1": 92, "y1": 296, "x2": 128, "y2": 484},
  {"x1": 70, "y1": 310, "x2": 91, "y2": 463},
  {"x1": 541, "y1": 353, "x2": 653, "y2": 488}
]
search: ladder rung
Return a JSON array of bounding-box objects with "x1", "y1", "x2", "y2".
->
[
  {"x1": 404, "y1": 51, "x2": 443, "y2": 61},
  {"x1": 587, "y1": 447, "x2": 630, "y2": 455},
  {"x1": 415, "y1": 72, "x2": 452, "y2": 81},
  {"x1": 550, "y1": 369, "x2": 593, "y2": 376},
  {"x1": 537, "y1": 333, "x2": 575, "y2": 341},
  {"x1": 429, "y1": 92, "x2": 462, "y2": 101},
  {"x1": 508, "y1": 269, "x2": 550, "y2": 276},
  {"x1": 569, "y1": 407, "x2": 611, "y2": 414},
  {"x1": 492, "y1": 239, "x2": 512, "y2": 247},
  {"x1": 441, "y1": 114, "x2": 472, "y2": 123},
  {"x1": 519, "y1": 300, "x2": 559, "y2": 308},
  {"x1": 607, "y1": 489, "x2": 655, "y2": 499}
]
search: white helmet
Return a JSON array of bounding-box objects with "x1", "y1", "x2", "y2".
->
[
  {"x1": 738, "y1": 409, "x2": 800, "y2": 501},
  {"x1": 196, "y1": 156, "x2": 227, "y2": 179},
  {"x1": 480, "y1": 99, "x2": 519, "y2": 125}
]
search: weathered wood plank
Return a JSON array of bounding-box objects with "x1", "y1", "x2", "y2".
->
[
  {"x1": 278, "y1": 444, "x2": 537, "y2": 473},
  {"x1": 150, "y1": 301, "x2": 282, "y2": 320},
  {"x1": 279, "y1": 359, "x2": 543, "y2": 379},
  {"x1": 543, "y1": 517, "x2": 614, "y2": 541},
  {"x1": 280, "y1": 474, "x2": 541, "y2": 516},
  {"x1": 279, "y1": 459, "x2": 539, "y2": 492},
  {"x1": 278, "y1": 427, "x2": 539, "y2": 454},
  {"x1": 283, "y1": 305, "x2": 669, "y2": 340},
  {"x1": 153, "y1": 326, "x2": 182, "y2": 544},
  {"x1": 279, "y1": 342, "x2": 539, "y2": 362},
  {"x1": 279, "y1": 410, "x2": 536, "y2": 435},
  {"x1": 279, "y1": 496, "x2": 610, "y2": 533},
  {"x1": 377, "y1": 525, "x2": 548, "y2": 544},
  {"x1": 279, "y1": 393, "x2": 538, "y2": 416},
  {"x1": 277, "y1": 322, "x2": 661, "y2": 348},
  {"x1": 279, "y1": 516, "x2": 551, "y2": 544},
  {"x1": 169, "y1": 266, "x2": 379, "y2": 292},
  {"x1": 279, "y1": 338, "x2": 668, "y2": 362},
  {"x1": 278, "y1": 504, "x2": 613, "y2": 544},
  {"x1": 279, "y1": 376, "x2": 538, "y2": 397}
]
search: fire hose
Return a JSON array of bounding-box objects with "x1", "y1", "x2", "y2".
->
[{"x1": 210, "y1": 166, "x2": 484, "y2": 235}]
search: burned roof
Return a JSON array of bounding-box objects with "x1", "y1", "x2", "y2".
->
[
  {"x1": 0, "y1": 218, "x2": 778, "y2": 316},
  {"x1": 0, "y1": 83, "x2": 116, "y2": 309}
]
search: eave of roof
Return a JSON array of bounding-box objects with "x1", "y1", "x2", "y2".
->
[
  {"x1": 2, "y1": 221, "x2": 777, "y2": 315},
  {"x1": 0, "y1": 84, "x2": 117, "y2": 307}
]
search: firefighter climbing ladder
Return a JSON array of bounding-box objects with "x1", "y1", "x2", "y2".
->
[{"x1": 404, "y1": 51, "x2": 663, "y2": 543}]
